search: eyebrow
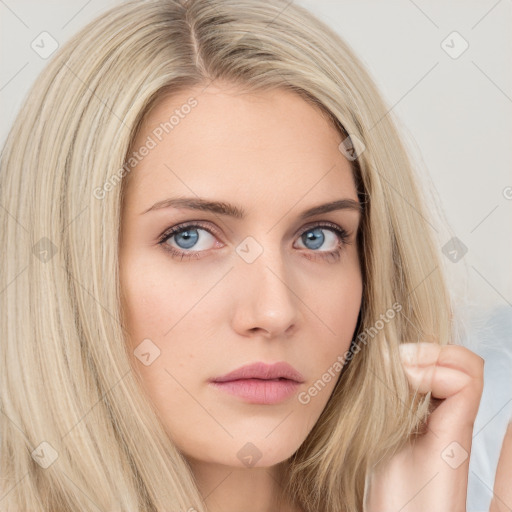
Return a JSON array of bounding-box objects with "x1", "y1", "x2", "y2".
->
[{"x1": 140, "y1": 196, "x2": 362, "y2": 219}]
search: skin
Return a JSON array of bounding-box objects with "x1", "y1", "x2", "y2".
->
[
  {"x1": 368, "y1": 342, "x2": 484, "y2": 512},
  {"x1": 119, "y1": 81, "x2": 485, "y2": 511},
  {"x1": 490, "y1": 422, "x2": 512, "y2": 512},
  {"x1": 119, "y1": 82, "x2": 363, "y2": 512}
]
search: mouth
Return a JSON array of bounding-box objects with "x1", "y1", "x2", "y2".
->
[
  {"x1": 211, "y1": 361, "x2": 305, "y2": 383},
  {"x1": 209, "y1": 361, "x2": 305, "y2": 404},
  {"x1": 209, "y1": 378, "x2": 301, "y2": 404}
]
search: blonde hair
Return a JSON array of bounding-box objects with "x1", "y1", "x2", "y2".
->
[{"x1": 0, "y1": 0, "x2": 453, "y2": 510}]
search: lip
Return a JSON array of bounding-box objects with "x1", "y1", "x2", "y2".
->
[
  {"x1": 209, "y1": 361, "x2": 305, "y2": 405},
  {"x1": 210, "y1": 361, "x2": 305, "y2": 384}
]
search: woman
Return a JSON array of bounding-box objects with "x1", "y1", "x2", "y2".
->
[{"x1": 0, "y1": 0, "x2": 483, "y2": 511}]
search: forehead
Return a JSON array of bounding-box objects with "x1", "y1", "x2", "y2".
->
[{"x1": 124, "y1": 83, "x2": 358, "y2": 212}]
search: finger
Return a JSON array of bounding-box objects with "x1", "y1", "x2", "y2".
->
[
  {"x1": 400, "y1": 344, "x2": 484, "y2": 436},
  {"x1": 399, "y1": 342, "x2": 484, "y2": 380},
  {"x1": 402, "y1": 364, "x2": 471, "y2": 398}
]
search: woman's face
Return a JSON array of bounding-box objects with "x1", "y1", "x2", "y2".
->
[{"x1": 119, "y1": 82, "x2": 363, "y2": 469}]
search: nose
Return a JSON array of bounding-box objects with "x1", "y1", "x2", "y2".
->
[{"x1": 230, "y1": 245, "x2": 301, "y2": 339}]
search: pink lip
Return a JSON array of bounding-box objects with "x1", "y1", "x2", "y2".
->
[
  {"x1": 209, "y1": 361, "x2": 305, "y2": 405},
  {"x1": 211, "y1": 361, "x2": 305, "y2": 383},
  {"x1": 210, "y1": 379, "x2": 301, "y2": 404}
]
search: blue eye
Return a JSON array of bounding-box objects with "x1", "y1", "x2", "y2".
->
[
  {"x1": 173, "y1": 228, "x2": 203, "y2": 249},
  {"x1": 300, "y1": 226, "x2": 335, "y2": 251},
  {"x1": 295, "y1": 223, "x2": 350, "y2": 262},
  {"x1": 158, "y1": 221, "x2": 351, "y2": 262}
]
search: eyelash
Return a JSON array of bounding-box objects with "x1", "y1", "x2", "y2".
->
[{"x1": 157, "y1": 220, "x2": 351, "y2": 263}]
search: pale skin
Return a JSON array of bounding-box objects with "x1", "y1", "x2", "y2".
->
[
  {"x1": 367, "y1": 342, "x2": 484, "y2": 511},
  {"x1": 119, "y1": 81, "x2": 484, "y2": 512},
  {"x1": 490, "y1": 422, "x2": 512, "y2": 512}
]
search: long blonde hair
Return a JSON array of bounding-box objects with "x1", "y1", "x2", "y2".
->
[{"x1": 0, "y1": 0, "x2": 452, "y2": 510}]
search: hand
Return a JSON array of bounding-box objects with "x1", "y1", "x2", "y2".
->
[{"x1": 366, "y1": 342, "x2": 484, "y2": 512}]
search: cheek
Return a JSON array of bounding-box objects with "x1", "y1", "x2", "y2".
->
[
  {"x1": 120, "y1": 249, "x2": 191, "y2": 344},
  {"x1": 121, "y1": 276, "x2": 203, "y2": 385},
  {"x1": 119, "y1": 255, "x2": 212, "y2": 388},
  {"x1": 122, "y1": 285, "x2": 170, "y2": 349},
  {"x1": 313, "y1": 259, "x2": 362, "y2": 332},
  {"x1": 332, "y1": 275, "x2": 362, "y2": 336},
  {"x1": 292, "y1": 273, "x2": 362, "y2": 441},
  {"x1": 120, "y1": 269, "x2": 207, "y2": 431},
  {"x1": 305, "y1": 263, "x2": 362, "y2": 371}
]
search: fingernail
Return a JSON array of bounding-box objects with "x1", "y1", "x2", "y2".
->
[{"x1": 399, "y1": 343, "x2": 419, "y2": 365}]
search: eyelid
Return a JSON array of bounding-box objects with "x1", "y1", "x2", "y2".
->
[
  {"x1": 296, "y1": 220, "x2": 351, "y2": 237},
  {"x1": 157, "y1": 220, "x2": 221, "y2": 245},
  {"x1": 158, "y1": 219, "x2": 352, "y2": 242},
  {"x1": 157, "y1": 219, "x2": 352, "y2": 257}
]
